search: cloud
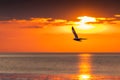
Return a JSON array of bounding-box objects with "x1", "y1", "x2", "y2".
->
[
  {"x1": 85, "y1": 17, "x2": 120, "y2": 24},
  {"x1": 21, "y1": 26, "x2": 43, "y2": 29},
  {"x1": 0, "y1": 16, "x2": 120, "y2": 34},
  {"x1": 0, "y1": 18, "x2": 73, "y2": 29},
  {"x1": 114, "y1": 14, "x2": 120, "y2": 17},
  {"x1": 1, "y1": 16, "x2": 120, "y2": 29}
]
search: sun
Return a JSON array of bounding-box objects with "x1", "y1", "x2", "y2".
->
[
  {"x1": 73, "y1": 16, "x2": 107, "y2": 34},
  {"x1": 57, "y1": 16, "x2": 107, "y2": 34},
  {"x1": 76, "y1": 16, "x2": 96, "y2": 30},
  {"x1": 78, "y1": 16, "x2": 96, "y2": 24}
]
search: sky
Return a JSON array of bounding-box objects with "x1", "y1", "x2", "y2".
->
[
  {"x1": 0, "y1": 0, "x2": 120, "y2": 19},
  {"x1": 0, "y1": 0, "x2": 120, "y2": 52}
]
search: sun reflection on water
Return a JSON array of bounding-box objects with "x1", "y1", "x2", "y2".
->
[{"x1": 78, "y1": 53, "x2": 92, "y2": 80}]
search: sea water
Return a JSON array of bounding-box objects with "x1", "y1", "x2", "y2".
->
[{"x1": 0, "y1": 53, "x2": 120, "y2": 80}]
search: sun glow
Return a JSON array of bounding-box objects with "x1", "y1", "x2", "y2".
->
[
  {"x1": 76, "y1": 16, "x2": 96, "y2": 30},
  {"x1": 74, "y1": 16, "x2": 107, "y2": 34},
  {"x1": 78, "y1": 16, "x2": 96, "y2": 24}
]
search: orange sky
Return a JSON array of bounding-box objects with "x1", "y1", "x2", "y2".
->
[{"x1": 0, "y1": 16, "x2": 120, "y2": 52}]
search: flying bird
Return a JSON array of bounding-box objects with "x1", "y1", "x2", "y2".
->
[{"x1": 72, "y1": 26, "x2": 86, "y2": 41}]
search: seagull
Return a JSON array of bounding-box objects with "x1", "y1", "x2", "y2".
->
[{"x1": 72, "y1": 26, "x2": 86, "y2": 41}]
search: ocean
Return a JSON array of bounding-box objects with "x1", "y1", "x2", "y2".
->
[{"x1": 0, "y1": 53, "x2": 120, "y2": 80}]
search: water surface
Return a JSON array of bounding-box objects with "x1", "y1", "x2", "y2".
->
[{"x1": 0, "y1": 53, "x2": 120, "y2": 80}]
